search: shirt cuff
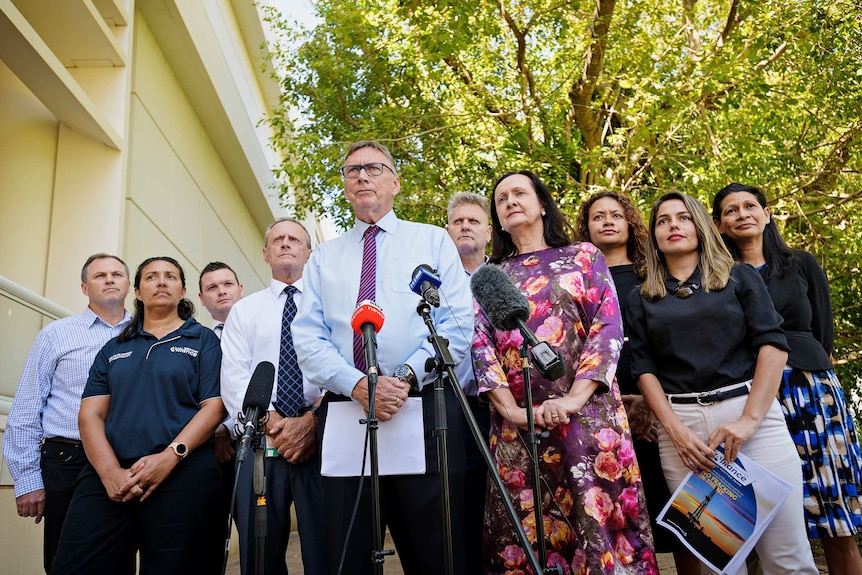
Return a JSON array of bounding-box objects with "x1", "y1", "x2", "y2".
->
[{"x1": 13, "y1": 470, "x2": 44, "y2": 498}]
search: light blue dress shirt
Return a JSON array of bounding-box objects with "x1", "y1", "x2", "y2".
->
[
  {"x1": 4, "y1": 307, "x2": 131, "y2": 497},
  {"x1": 293, "y1": 210, "x2": 474, "y2": 397},
  {"x1": 455, "y1": 258, "x2": 488, "y2": 396}
]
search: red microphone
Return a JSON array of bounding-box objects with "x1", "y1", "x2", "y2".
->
[
  {"x1": 351, "y1": 300, "x2": 384, "y2": 379},
  {"x1": 351, "y1": 300, "x2": 385, "y2": 334}
]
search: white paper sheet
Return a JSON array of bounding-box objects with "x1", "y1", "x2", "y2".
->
[{"x1": 321, "y1": 398, "x2": 426, "y2": 477}]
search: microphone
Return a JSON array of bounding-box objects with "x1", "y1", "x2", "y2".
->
[
  {"x1": 470, "y1": 265, "x2": 566, "y2": 381},
  {"x1": 409, "y1": 264, "x2": 442, "y2": 307},
  {"x1": 236, "y1": 361, "x2": 275, "y2": 464},
  {"x1": 350, "y1": 300, "x2": 385, "y2": 378}
]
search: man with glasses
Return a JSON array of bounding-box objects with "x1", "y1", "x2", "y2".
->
[
  {"x1": 4, "y1": 254, "x2": 131, "y2": 573},
  {"x1": 293, "y1": 140, "x2": 473, "y2": 575}
]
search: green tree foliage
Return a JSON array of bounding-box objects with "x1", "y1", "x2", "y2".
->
[{"x1": 264, "y1": 0, "x2": 862, "y2": 388}]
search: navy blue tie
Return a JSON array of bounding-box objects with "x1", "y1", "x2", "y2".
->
[{"x1": 274, "y1": 285, "x2": 302, "y2": 417}]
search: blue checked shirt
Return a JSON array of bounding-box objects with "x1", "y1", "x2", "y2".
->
[{"x1": 3, "y1": 307, "x2": 130, "y2": 497}]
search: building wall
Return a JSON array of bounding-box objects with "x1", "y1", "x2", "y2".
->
[{"x1": 0, "y1": 1, "x2": 309, "y2": 571}]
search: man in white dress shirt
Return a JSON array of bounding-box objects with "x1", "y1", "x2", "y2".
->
[
  {"x1": 220, "y1": 220, "x2": 324, "y2": 575},
  {"x1": 198, "y1": 261, "x2": 244, "y2": 570},
  {"x1": 292, "y1": 141, "x2": 474, "y2": 575},
  {"x1": 199, "y1": 261, "x2": 244, "y2": 454}
]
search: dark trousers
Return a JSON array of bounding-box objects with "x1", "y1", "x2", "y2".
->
[
  {"x1": 40, "y1": 438, "x2": 87, "y2": 573},
  {"x1": 49, "y1": 448, "x2": 221, "y2": 575},
  {"x1": 320, "y1": 385, "x2": 467, "y2": 575},
  {"x1": 462, "y1": 396, "x2": 491, "y2": 575},
  {"x1": 235, "y1": 444, "x2": 325, "y2": 575},
  {"x1": 206, "y1": 454, "x2": 237, "y2": 570}
]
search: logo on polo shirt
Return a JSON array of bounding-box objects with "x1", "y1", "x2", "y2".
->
[
  {"x1": 108, "y1": 351, "x2": 133, "y2": 363},
  {"x1": 170, "y1": 346, "x2": 199, "y2": 358}
]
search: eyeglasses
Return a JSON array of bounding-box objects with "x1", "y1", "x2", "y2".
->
[
  {"x1": 340, "y1": 162, "x2": 395, "y2": 180},
  {"x1": 672, "y1": 282, "x2": 700, "y2": 299}
]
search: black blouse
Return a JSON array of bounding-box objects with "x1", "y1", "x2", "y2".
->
[
  {"x1": 609, "y1": 264, "x2": 641, "y2": 395},
  {"x1": 627, "y1": 263, "x2": 789, "y2": 395},
  {"x1": 759, "y1": 250, "x2": 833, "y2": 371}
]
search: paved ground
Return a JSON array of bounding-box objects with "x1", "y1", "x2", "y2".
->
[{"x1": 225, "y1": 532, "x2": 682, "y2": 574}]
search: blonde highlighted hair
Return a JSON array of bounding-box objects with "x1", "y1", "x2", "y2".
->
[{"x1": 641, "y1": 191, "x2": 734, "y2": 300}]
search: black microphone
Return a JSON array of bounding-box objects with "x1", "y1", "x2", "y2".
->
[
  {"x1": 235, "y1": 361, "x2": 275, "y2": 464},
  {"x1": 409, "y1": 264, "x2": 442, "y2": 307},
  {"x1": 470, "y1": 265, "x2": 566, "y2": 381}
]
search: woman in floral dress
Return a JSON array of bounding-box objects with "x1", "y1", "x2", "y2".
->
[{"x1": 472, "y1": 170, "x2": 658, "y2": 575}]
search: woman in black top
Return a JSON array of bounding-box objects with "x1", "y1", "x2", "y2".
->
[
  {"x1": 714, "y1": 183, "x2": 862, "y2": 575},
  {"x1": 50, "y1": 257, "x2": 224, "y2": 575},
  {"x1": 627, "y1": 191, "x2": 818, "y2": 574},
  {"x1": 577, "y1": 191, "x2": 697, "y2": 573}
]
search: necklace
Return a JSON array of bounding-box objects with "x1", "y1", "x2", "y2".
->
[{"x1": 672, "y1": 281, "x2": 700, "y2": 299}]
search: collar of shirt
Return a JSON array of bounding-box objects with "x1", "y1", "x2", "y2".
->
[
  {"x1": 464, "y1": 257, "x2": 489, "y2": 277},
  {"x1": 82, "y1": 306, "x2": 132, "y2": 329},
  {"x1": 132, "y1": 316, "x2": 200, "y2": 339},
  {"x1": 269, "y1": 277, "x2": 304, "y2": 301},
  {"x1": 664, "y1": 266, "x2": 702, "y2": 289},
  {"x1": 351, "y1": 209, "x2": 398, "y2": 244}
]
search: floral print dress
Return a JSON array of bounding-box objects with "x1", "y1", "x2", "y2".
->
[{"x1": 473, "y1": 244, "x2": 657, "y2": 575}]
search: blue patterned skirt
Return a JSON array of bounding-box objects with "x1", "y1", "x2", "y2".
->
[{"x1": 779, "y1": 367, "x2": 862, "y2": 538}]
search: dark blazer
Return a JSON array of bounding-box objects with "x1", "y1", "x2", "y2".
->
[{"x1": 762, "y1": 250, "x2": 833, "y2": 371}]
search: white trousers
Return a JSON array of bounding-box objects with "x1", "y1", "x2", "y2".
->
[{"x1": 658, "y1": 394, "x2": 818, "y2": 575}]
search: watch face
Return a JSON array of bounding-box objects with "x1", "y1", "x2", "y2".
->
[{"x1": 176, "y1": 443, "x2": 187, "y2": 455}]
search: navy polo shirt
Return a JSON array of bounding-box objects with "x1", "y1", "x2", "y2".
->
[{"x1": 84, "y1": 317, "x2": 222, "y2": 461}]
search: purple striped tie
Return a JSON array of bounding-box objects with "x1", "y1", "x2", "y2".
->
[{"x1": 354, "y1": 225, "x2": 380, "y2": 372}]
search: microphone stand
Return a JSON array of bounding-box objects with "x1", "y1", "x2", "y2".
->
[
  {"x1": 415, "y1": 299, "x2": 552, "y2": 575},
  {"x1": 224, "y1": 412, "x2": 269, "y2": 575},
  {"x1": 519, "y1": 339, "x2": 561, "y2": 575},
  {"x1": 359, "y1": 335, "x2": 392, "y2": 574},
  {"x1": 253, "y1": 436, "x2": 267, "y2": 575},
  {"x1": 420, "y1": 301, "x2": 455, "y2": 575}
]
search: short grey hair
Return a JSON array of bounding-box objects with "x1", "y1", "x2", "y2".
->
[
  {"x1": 447, "y1": 192, "x2": 489, "y2": 220},
  {"x1": 343, "y1": 140, "x2": 397, "y2": 174},
  {"x1": 81, "y1": 254, "x2": 129, "y2": 283},
  {"x1": 264, "y1": 217, "x2": 312, "y2": 249}
]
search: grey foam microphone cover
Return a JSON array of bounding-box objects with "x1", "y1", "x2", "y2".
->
[
  {"x1": 242, "y1": 361, "x2": 275, "y2": 412},
  {"x1": 470, "y1": 265, "x2": 530, "y2": 332}
]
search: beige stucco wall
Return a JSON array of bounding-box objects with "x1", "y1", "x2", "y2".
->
[
  {"x1": 0, "y1": 2, "x2": 308, "y2": 571},
  {"x1": 125, "y1": 15, "x2": 270, "y2": 294}
]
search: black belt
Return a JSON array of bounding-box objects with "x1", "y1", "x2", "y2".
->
[
  {"x1": 44, "y1": 437, "x2": 82, "y2": 447},
  {"x1": 669, "y1": 384, "x2": 750, "y2": 405}
]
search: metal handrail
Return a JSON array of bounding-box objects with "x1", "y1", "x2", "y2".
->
[{"x1": 0, "y1": 274, "x2": 72, "y2": 321}]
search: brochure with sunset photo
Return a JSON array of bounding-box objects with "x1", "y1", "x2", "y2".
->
[{"x1": 656, "y1": 446, "x2": 792, "y2": 575}]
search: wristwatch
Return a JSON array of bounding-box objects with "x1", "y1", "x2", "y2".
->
[
  {"x1": 168, "y1": 442, "x2": 188, "y2": 459},
  {"x1": 300, "y1": 404, "x2": 320, "y2": 420},
  {"x1": 394, "y1": 363, "x2": 419, "y2": 392}
]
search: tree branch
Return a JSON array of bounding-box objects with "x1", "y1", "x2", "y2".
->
[
  {"x1": 443, "y1": 55, "x2": 519, "y2": 129},
  {"x1": 568, "y1": 0, "x2": 617, "y2": 152}
]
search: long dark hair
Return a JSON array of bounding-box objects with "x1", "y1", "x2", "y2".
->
[
  {"x1": 119, "y1": 256, "x2": 195, "y2": 342},
  {"x1": 712, "y1": 183, "x2": 794, "y2": 280},
  {"x1": 489, "y1": 170, "x2": 573, "y2": 263},
  {"x1": 575, "y1": 190, "x2": 649, "y2": 277}
]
